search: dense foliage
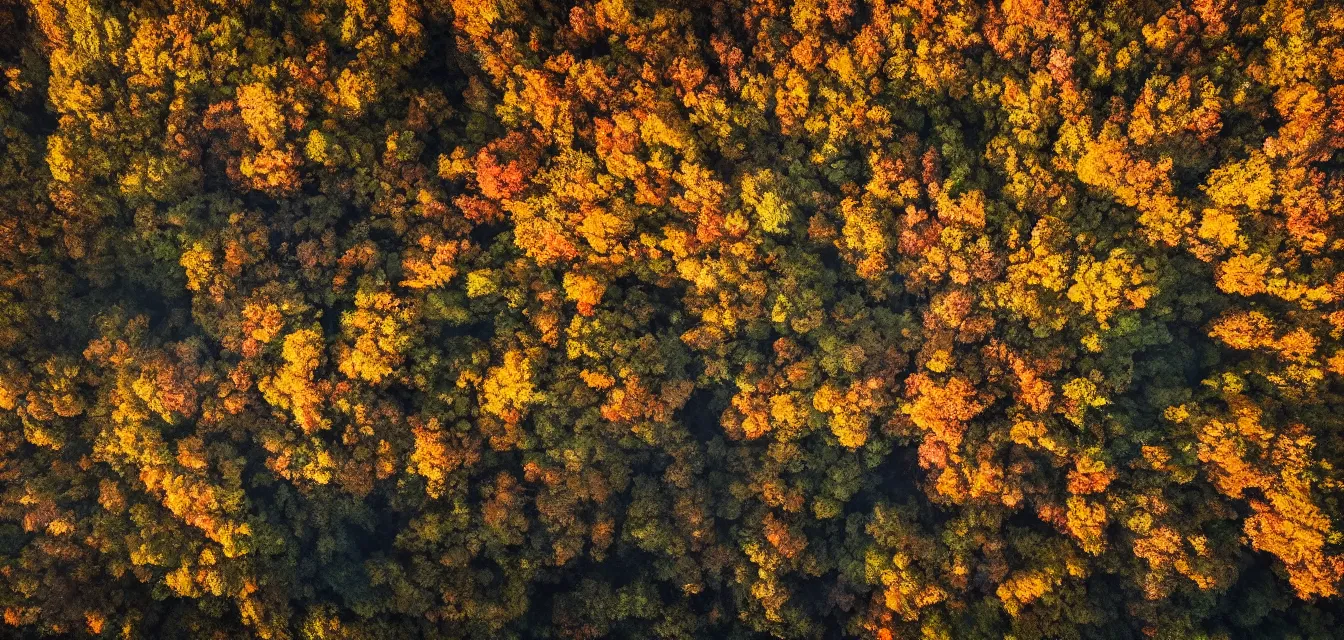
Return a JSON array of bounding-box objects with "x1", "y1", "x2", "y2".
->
[{"x1": 2, "y1": 0, "x2": 1344, "y2": 637}]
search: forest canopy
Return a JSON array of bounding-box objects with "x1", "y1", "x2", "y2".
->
[{"x1": 2, "y1": 0, "x2": 1344, "y2": 638}]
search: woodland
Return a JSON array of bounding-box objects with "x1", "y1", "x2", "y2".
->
[{"x1": 2, "y1": 0, "x2": 1344, "y2": 638}]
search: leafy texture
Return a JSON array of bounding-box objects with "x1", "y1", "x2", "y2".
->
[{"x1": 2, "y1": 0, "x2": 1344, "y2": 638}]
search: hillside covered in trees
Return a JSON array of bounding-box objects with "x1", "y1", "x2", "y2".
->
[{"x1": 2, "y1": 0, "x2": 1344, "y2": 637}]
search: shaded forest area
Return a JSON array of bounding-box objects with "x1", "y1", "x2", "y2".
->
[{"x1": 2, "y1": 0, "x2": 1344, "y2": 638}]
